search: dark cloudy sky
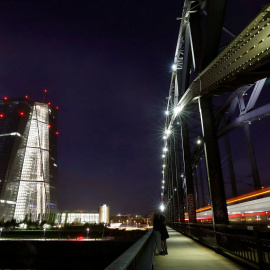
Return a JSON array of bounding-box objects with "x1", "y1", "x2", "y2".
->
[{"x1": 0, "y1": 0, "x2": 269, "y2": 215}]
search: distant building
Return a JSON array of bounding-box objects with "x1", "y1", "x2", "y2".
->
[
  {"x1": 58, "y1": 204, "x2": 110, "y2": 225},
  {"x1": 99, "y1": 204, "x2": 110, "y2": 223},
  {"x1": 0, "y1": 97, "x2": 58, "y2": 221}
]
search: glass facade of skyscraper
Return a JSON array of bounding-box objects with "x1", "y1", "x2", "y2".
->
[{"x1": 0, "y1": 97, "x2": 57, "y2": 221}]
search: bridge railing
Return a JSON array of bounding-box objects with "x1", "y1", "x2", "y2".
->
[
  {"x1": 105, "y1": 229, "x2": 155, "y2": 270},
  {"x1": 172, "y1": 222, "x2": 270, "y2": 269}
]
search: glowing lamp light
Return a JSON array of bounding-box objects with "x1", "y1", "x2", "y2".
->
[
  {"x1": 48, "y1": 102, "x2": 51, "y2": 106},
  {"x1": 165, "y1": 110, "x2": 169, "y2": 115},
  {"x1": 3, "y1": 97, "x2": 8, "y2": 100},
  {"x1": 163, "y1": 136, "x2": 167, "y2": 140},
  {"x1": 0, "y1": 114, "x2": 4, "y2": 118},
  {"x1": 162, "y1": 186, "x2": 164, "y2": 189},
  {"x1": 174, "y1": 106, "x2": 182, "y2": 115},
  {"x1": 163, "y1": 147, "x2": 168, "y2": 152},
  {"x1": 162, "y1": 180, "x2": 165, "y2": 183},
  {"x1": 25, "y1": 95, "x2": 29, "y2": 99},
  {"x1": 197, "y1": 139, "x2": 202, "y2": 144},
  {"x1": 48, "y1": 124, "x2": 51, "y2": 128},
  {"x1": 165, "y1": 129, "x2": 171, "y2": 135},
  {"x1": 44, "y1": 89, "x2": 47, "y2": 93},
  {"x1": 162, "y1": 164, "x2": 166, "y2": 168},
  {"x1": 162, "y1": 154, "x2": 165, "y2": 158},
  {"x1": 172, "y1": 64, "x2": 177, "y2": 71},
  {"x1": 56, "y1": 131, "x2": 59, "y2": 135},
  {"x1": 160, "y1": 204, "x2": 165, "y2": 212},
  {"x1": 20, "y1": 112, "x2": 24, "y2": 116}
]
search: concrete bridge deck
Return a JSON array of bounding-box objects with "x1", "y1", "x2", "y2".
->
[{"x1": 154, "y1": 228, "x2": 246, "y2": 270}]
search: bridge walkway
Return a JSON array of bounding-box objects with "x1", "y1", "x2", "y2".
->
[{"x1": 154, "y1": 228, "x2": 245, "y2": 270}]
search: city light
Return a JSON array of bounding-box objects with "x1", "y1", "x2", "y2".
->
[
  {"x1": 162, "y1": 154, "x2": 165, "y2": 158},
  {"x1": 165, "y1": 129, "x2": 171, "y2": 135},
  {"x1": 160, "y1": 204, "x2": 165, "y2": 212},
  {"x1": 197, "y1": 138, "x2": 202, "y2": 144},
  {"x1": 163, "y1": 136, "x2": 167, "y2": 140},
  {"x1": 174, "y1": 106, "x2": 182, "y2": 115},
  {"x1": 3, "y1": 97, "x2": 8, "y2": 100},
  {"x1": 0, "y1": 114, "x2": 4, "y2": 118},
  {"x1": 162, "y1": 180, "x2": 165, "y2": 183},
  {"x1": 20, "y1": 112, "x2": 24, "y2": 116},
  {"x1": 165, "y1": 110, "x2": 169, "y2": 115},
  {"x1": 172, "y1": 64, "x2": 177, "y2": 71},
  {"x1": 163, "y1": 147, "x2": 168, "y2": 152},
  {"x1": 25, "y1": 95, "x2": 29, "y2": 99},
  {"x1": 162, "y1": 164, "x2": 166, "y2": 168}
]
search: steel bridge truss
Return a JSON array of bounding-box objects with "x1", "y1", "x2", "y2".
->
[{"x1": 161, "y1": 0, "x2": 270, "y2": 230}]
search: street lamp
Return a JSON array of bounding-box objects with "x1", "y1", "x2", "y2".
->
[
  {"x1": 43, "y1": 228, "x2": 46, "y2": 238},
  {"x1": 87, "y1": 228, "x2": 89, "y2": 239}
]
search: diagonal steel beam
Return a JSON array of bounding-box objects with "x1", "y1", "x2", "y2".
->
[{"x1": 170, "y1": 4, "x2": 270, "y2": 126}]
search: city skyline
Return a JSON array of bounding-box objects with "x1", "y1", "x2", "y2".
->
[{"x1": 0, "y1": 1, "x2": 269, "y2": 215}]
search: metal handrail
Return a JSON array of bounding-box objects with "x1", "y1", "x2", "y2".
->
[{"x1": 105, "y1": 229, "x2": 155, "y2": 270}]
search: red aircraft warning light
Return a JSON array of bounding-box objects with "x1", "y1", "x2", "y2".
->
[
  {"x1": 25, "y1": 95, "x2": 29, "y2": 99},
  {"x1": 3, "y1": 97, "x2": 8, "y2": 100},
  {"x1": 0, "y1": 114, "x2": 4, "y2": 118},
  {"x1": 48, "y1": 102, "x2": 51, "y2": 106},
  {"x1": 20, "y1": 112, "x2": 25, "y2": 116},
  {"x1": 48, "y1": 124, "x2": 51, "y2": 128},
  {"x1": 56, "y1": 131, "x2": 59, "y2": 135},
  {"x1": 56, "y1": 107, "x2": 59, "y2": 110}
]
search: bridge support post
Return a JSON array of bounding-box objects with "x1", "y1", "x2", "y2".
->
[
  {"x1": 224, "y1": 134, "x2": 237, "y2": 196},
  {"x1": 243, "y1": 123, "x2": 261, "y2": 189},
  {"x1": 180, "y1": 117, "x2": 196, "y2": 224},
  {"x1": 199, "y1": 97, "x2": 229, "y2": 226},
  {"x1": 174, "y1": 126, "x2": 185, "y2": 223}
]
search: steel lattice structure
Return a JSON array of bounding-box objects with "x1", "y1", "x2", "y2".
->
[{"x1": 161, "y1": 0, "x2": 270, "y2": 227}]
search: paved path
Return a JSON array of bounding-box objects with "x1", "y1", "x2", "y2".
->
[{"x1": 154, "y1": 228, "x2": 246, "y2": 270}]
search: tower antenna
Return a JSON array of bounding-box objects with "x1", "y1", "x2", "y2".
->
[{"x1": 42, "y1": 89, "x2": 47, "y2": 103}]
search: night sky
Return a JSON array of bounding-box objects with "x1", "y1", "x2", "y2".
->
[{"x1": 0, "y1": 0, "x2": 269, "y2": 215}]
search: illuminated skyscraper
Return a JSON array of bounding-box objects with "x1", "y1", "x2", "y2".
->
[{"x1": 0, "y1": 97, "x2": 58, "y2": 221}]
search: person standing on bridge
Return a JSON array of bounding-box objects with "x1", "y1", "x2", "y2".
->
[
  {"x1": 160, "y1": 214, "x2": 169, "y2": 255},
  {"x1": 153, "y1": 212, "x2": 164, "y2": 255}
]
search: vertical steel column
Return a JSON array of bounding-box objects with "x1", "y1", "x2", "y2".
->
[
  {"x1": 174, "y1": 125, "x2": 186, "y2": 223},
  {"x1": 180, "y1": 117, "x2": 196, "y2": 223},
  {"x1": 198, "y1": 163, "x2": 206, "y2": 206},
  {"x1": 243, "y1": 123, "x2": 261, "y2": 189},
  {"x1": 197, "y1": 0, "x2": 228, "y2": 226},
  {"x1": 224, "y1": 134, "x2": 237, "y2": 196},
  {"x1": 173, "y1": 134, "x2": 180, "y2": 221},
  {"x1": 194, "y1": 170, "x2": 200, "y2": 208},
  {"x1": 199, "y1": 98, "x2": 229, "y2": 225}
]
